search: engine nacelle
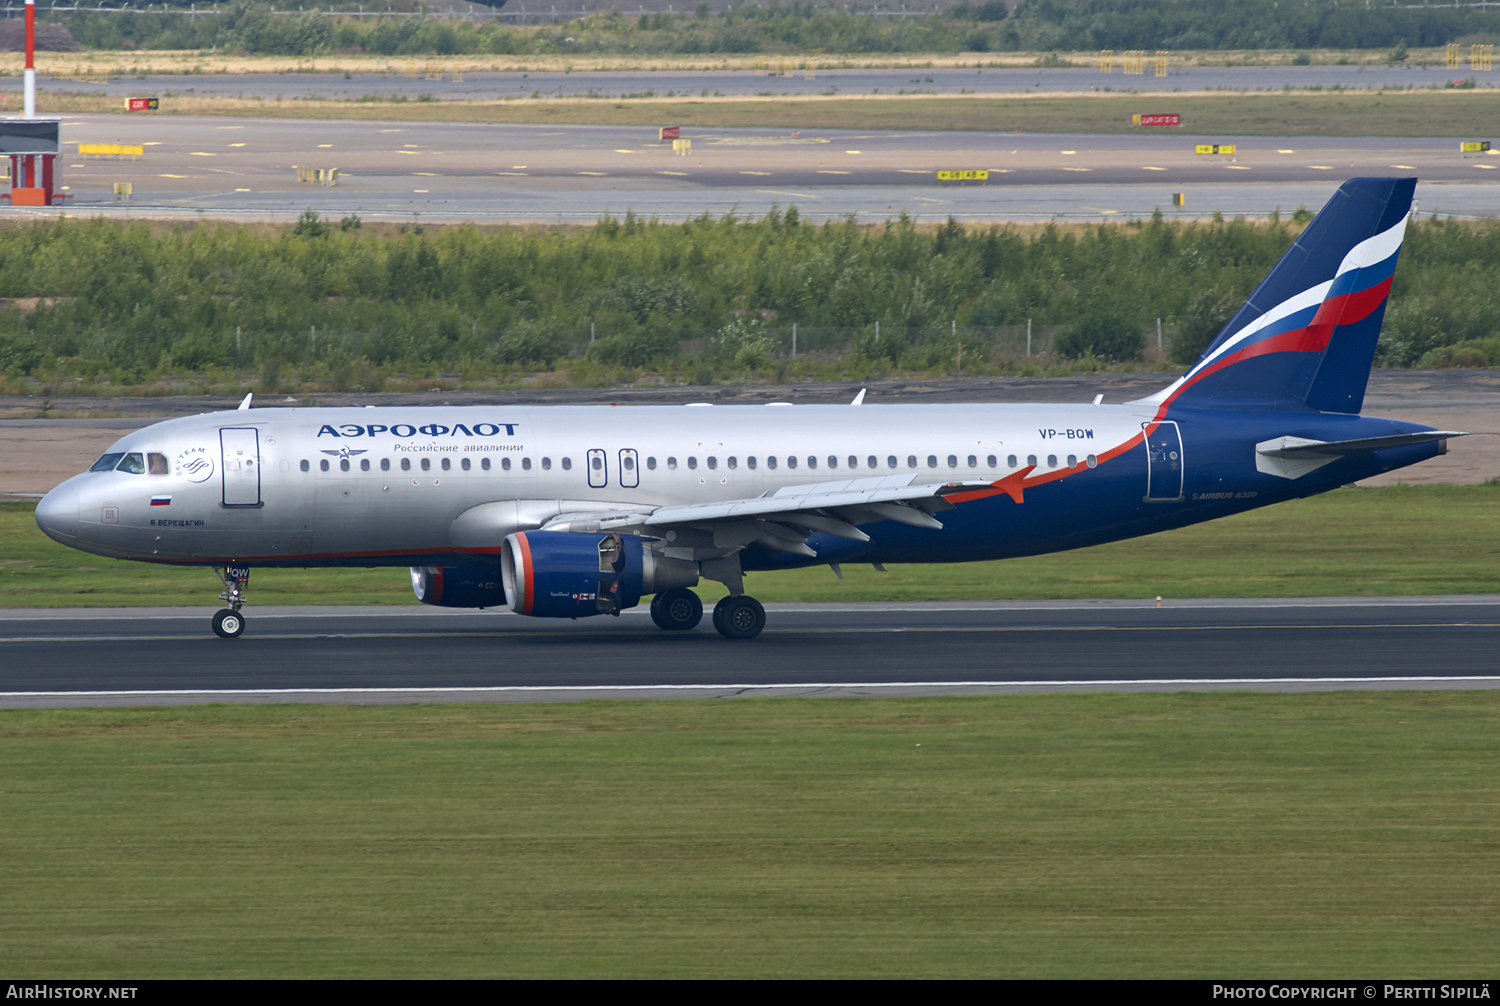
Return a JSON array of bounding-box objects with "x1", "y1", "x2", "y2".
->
[
  {"x1": 500, "y1": 531, "x2": 697, "y2": 619},
  {"x1": 409, "y1": 565, "x2": 506, "y2": 608}
]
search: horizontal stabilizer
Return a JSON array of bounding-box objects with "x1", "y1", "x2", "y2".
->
[{"x1": 1255, "y1": 431, "x2": 1464, "y2": 479}]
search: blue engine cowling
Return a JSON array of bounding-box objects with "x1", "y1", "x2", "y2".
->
[
  {"x1": 409, "y1": 565, "x2": 507, "y2": 608},
  {"x1": 500, "y1": 530, "x2": 647, "y2": 618}
]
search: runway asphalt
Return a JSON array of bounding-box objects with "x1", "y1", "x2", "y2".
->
[{"x1": 3, "y1": 597, "x2": 1498, "y2": 707}]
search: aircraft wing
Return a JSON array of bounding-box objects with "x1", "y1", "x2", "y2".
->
[{"x1": 543, "y1": 474, "x2": 997, "y2": 559}]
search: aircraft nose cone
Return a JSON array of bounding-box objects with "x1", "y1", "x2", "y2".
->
[{"x1": 34, "y1": 483, "x2": 80, "y2": 543}]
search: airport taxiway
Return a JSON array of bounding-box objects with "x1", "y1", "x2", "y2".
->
[{"x1": 36, "y1": 116, "x2": 1500, "y2": 222}]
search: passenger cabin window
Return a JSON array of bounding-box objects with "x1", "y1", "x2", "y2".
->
[
  {"x1": 707, "y1": 457, "x2": 717, "y2": 470},
  {"x1": 381, "y1": 458, "x2": 390, "y2": 472},
  {"x1": 401, "y1": 458, "x2": 411, "y2": 471},
  {"x1": 868, "y1": 456, "x2": 878, "y2": 469},
  {"x1": 501, "y1": 458, "x2": 511, "y2": 471},
  {"x1": 522, "y1": 458, "x2": 532, "y2": 470},
  {"x1": 561, "y1": 457, "x2": 571, "y2": 471},
  {"x1": 687, "y1": 457, "x2": 697, "y2": 470},
  {"x1": 887, "y1": 456, "x2": 897, "y2": 469},
  {"x1": 927, "y1": 455, "x2": 938, "y2": 469},
  {"x1": 481, "y1": 458, "x2": 491, "y2": 470},
  {"x1": 441, "y1": 458, "x2": 451, "y2": 471},
  {"x1": 667, "y1": 457, "x2": 677, "y2": 470},
  {"x1": 90, "y1": 453, "x2": 125, "y2": 473},
  {"x1": 987, "y1": 455, "x2": 997, "y2": 468},
  {"x1": 786, "y1": 457, "x2": 797, "y2": 469},
  {"x1": 300, "y1": 459, "x2": 310, "y2": 473},
  {"x1": 948, "y1": 455, "x2": 959, "y2": 469},
  {"x1": 361, "y1": 459, "x2": 370, "y2": 472},
  {"x1": 421, "y1": 458, "x2": 431, "y2": 472},
  {"x1": 728, "y1": 457, "x2": 737, "y2": 469},
  {"x1": 805, "y1": 457, "x2": 815, "y2": 469},
  {"x1": 1008, "y1": 455, "x2": 1018, "y2": 468},
  {"x1": 647, "y1": 457, "x2": 657, "y2": 470},
  {"x1": 461, "y1": 458, "x2": 471, "y2": 471},
  {"x1": 766, "y1": 457, "x2": 776, "y2": 470},
  {"x1": 320, "y1": 459, "x2": 331, "y2": 472},
  {"x1": 148, "y1": 453, "x2": 169, "y2": 475},
  {"x1": 541, "y1": 458, "x2": 551, "y2": 470},
  {"x1": 747, "y1": 457, "x2": 758, "y2": 469},
  {"x1": 340, "y1": 459, "x2": 350, "y2": 472},
  {"x1": 907, "y1": 456, "x2": 917, "y2": 469}
]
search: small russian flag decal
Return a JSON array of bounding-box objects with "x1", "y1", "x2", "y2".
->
[{"x1": 150, "y1": 496, "x2": 172, "y2": 506}]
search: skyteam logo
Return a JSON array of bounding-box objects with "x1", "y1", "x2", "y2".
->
[{"x1": 175, "y1": 446, "x2": 214, "y2": 483}]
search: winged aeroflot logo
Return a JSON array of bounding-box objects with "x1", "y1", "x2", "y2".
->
[{"x1": 321, "y1": 447, "x2": 368, "y2": 460}]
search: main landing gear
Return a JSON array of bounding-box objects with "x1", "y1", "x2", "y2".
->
[
  {"x1": 212, "y1": 565, "x2": 250, "y2": 639},
  {"x1": 649, "y1": 588, "x2": 766, "y2": 639}
]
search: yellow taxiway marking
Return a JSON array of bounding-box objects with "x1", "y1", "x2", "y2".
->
[
  {"x1": 845, "y1": 150, "x2": 862, "y2": 154},
  {"x1": 188, "y1": 152, "x2": 215, "y2": 156},
  {"x1": 1082, "y1": 206, "x2": 1120, "y2": 214},
  {"x1": 378, "y1": 129, "x2": 403, "y2": 133},
  {"x1": 1308, "y1": 165, "x2": 1335, "y2": 170},
  {"x1": 577, "y1": 171, "x2": 608, "y2": 176},
  {"x1": 412, "y1": 172, "x2": 440, "y2": 176},
  {"x1": 987, "y1": 168, "x2": 1013, "y2": 173},
  {"x1": 318, "y1": 144, "x2": 333, "y2": 148},
  {"x1": 612, "y1": 149, "x2": 634, "y2": 154},
  {"x1": 396, "y1": 150, "x2": 421, "y2": 155},
  {"x1": 1060, "y1": 149, "x2": 1077, "y2": 155},
  {"x1": 817, "y1": 169, "x2": 850, "y2": 174},
  {"x1": 496, "y1": 171, "x2": 527, "y2": 176},
  {"x1": 511, "y1": 165, "x2": 527, "y2": 169},
  {"x1": 235, "y1": 188, "x2": 251, "y2": 192},
  {"x1": 758, "y1": 188, "x2": 816, "y2": 199},
  {"x1": 1062, "y1": 166, "x2": 1092, "y2": 172},
  {"x1": 68, "y1": 163, "x2": 83, "y2": 168},
  {"x1": 228, "y1": 143, "x2": 245, "y2": 148},
  {"x1": 1225, "y1": 164, "x2": 1252, "y2": 170},
  {"x1": 911, "y1": 197, "x2": 950, "y2": 204},
  {"x1": 143, "y1": 142, "x2": 162, "y2": 145},
  {"x1": 1142, "y1": 166, "x2": 1166, "y2": 171},
  {"x1": 1475, "y1": 163, "x2": 1497, "y2": 169},
  {"x1": 216, "y1": 125, "x2": 243, "y2": 129},
  {"x1": 158, "y1": 174, "x2": 187, "y2": 178},
  {"x1": 898, "y1": 169, "x2": 931, "y2": 174},
  {"x1": 1391, "y1": 164, "x2": 1417, "y2": 170},
  {"x1": 739, "y1": 170, "x2": 771, "y2": 175},
  {"x1": 1278, "y1": 149, "x2": 1296, "y2": 153},
  {"x1": 403, "y1": 144, "x2": 421, "y2": 148},
  {"x1": 412, "y1": 189, "x2": 429, "y2": 193},
  {"x1": 658, "y1": 170, "x2": 689, "y2": 176}
]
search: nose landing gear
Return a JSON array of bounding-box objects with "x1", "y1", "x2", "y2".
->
[{"x1": 212, "y1": 565, "x2": 250, "y2": 639}]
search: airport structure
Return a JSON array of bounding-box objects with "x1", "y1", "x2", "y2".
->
[{"x1": 2, "y1": 0, "x2": 63, "y2": 206}]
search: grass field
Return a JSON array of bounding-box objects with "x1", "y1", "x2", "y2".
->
[
  {"x1": 1, "y1": 694, "x2": 1496, "y2": 978},
  {"x1": 26, "y1": 87, "x2": 1500, "y2": 137},
  {"x1": 4, "y1": 483, "x2": 1499, "y2": 609}
]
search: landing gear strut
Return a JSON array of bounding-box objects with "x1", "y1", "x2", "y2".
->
[
  {"x1": 212, "y1": 564, "x2": 250, "y2": 639},
  {"x1": 712, "y1": 594, "x2": 766, "y2": 640}
]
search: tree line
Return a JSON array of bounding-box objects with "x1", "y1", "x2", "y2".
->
[
  {"x1": 0, "y1": 209, "x2": 1496, "y2": 395},
  {"x1": 41, "y1": 1, "x2": 1500, "y2": 58}
]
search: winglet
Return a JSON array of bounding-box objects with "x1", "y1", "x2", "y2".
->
[
  {"x1": 851, "y1": 388, "x2": 866, "y2": 406},
  {"x1": 237, "y1": 393, "x2": 253, "y2": 411}
]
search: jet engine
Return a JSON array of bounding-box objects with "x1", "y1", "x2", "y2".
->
[
  {"x1": 500, "y1": 530, "x2": 697, "y2": 618},
  {"x1": 409, "y1": 565, "x2": 507, "y2": 608}
]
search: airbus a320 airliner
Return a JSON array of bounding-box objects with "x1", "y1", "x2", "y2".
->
[{"x1": 35, "y1": 179, "x2": 1461, "y2": 640}]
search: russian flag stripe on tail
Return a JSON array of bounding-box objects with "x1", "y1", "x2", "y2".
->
[{"x1": 1140, "y1": 178, "x2": 1415, "y2": 416}]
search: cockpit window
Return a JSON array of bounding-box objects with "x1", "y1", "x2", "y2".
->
[
  {"x1": 147, "y1": 452, "x2": 169, "y2": 475},
  {"x1": 115, "y1": 453, "x2": 146, "y2": 475},
  {"x1": 89, "y1": 453, "x2": 125, "y2": 473}
]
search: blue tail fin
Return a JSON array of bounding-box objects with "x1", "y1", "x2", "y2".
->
[{"x1": 1144, "y1": 177, "x2": 1415, "y2": 415}]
